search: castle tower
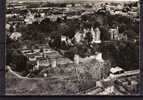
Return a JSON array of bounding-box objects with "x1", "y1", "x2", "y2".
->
[
  {"x1": 95, "y1": 27, "x2": 101, "y2": 43},
  {"x1": 91, "y1": 27, "x2": 96, "y2": 43}
]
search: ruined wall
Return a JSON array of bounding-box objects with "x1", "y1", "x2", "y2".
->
[{"x1": 76, "y1": 59, "x2": 111, "y2": 81}]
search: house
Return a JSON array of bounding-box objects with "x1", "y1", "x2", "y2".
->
[
  {"x1": 74, "y1": 31, "x2": 83, "y2": 44},
  {"x1": 40, "y1": 13, "x2": 45, "y2": 18},
  {"x1": 93, "y1": 27, "x2": 101, "y2": 43},
  {"x1": 6, "y1": 23, "x2": 11, "y2": 31},
  {"x1": 6, "y1": 14, "x2": 19, "y2": 18},
  {"x1": 118, "y1": 33, "x2": 128, "y2": 41},
  {"x1": 66, "y1": 4, "x2": 72, "y2": 8},
  {"x1": 24, "y1": 12, "x2": 35, "y2": 24},
  {"x1": 95, "y1": 52, "x2": 104, "y2": 62},
  {"x1": 128, "y1": 11, "x2": 138, "y2": 17},
  {"x1": 116, "y1": 4, "x2": 124, "y2": 10},
  {"x1": 10, "y1": 32, "x2": 22, "y2": 40},
  {"x1": 37, "y1": 57, "x2": 50, "y2": 67},
  {"x1": 28, "y1": 55, "x2": 37, "y2": 62},
  {"x1": 109, "y1": 26, "x2": 128, "y2": 41},
  {"x1": 21, "y1": 49, "x2": 31, "y2": 54},
  {"x1": 75, "y1": 4, "x2": 81, "y2": 7},
  {"x1": 61, "y1": 35, "x2": 67, "y2": 42},
  {"x1": 109, "y1": 66, "x2": 124, "y2": 77},
  {"x1": 109, "y1": 27, "x2": 119, "y2": 40},
  {"x1": 33, "y1": 49, "x2": 41, "y2": 53}
]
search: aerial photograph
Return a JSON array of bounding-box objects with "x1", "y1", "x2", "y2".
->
[{"x1": 6, "y1": 0, "x2": 140, "y2": 95}]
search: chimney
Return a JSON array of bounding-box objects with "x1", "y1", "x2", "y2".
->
[{"x1": 95, "y1": 27, "x2": 101, "y2": 43}]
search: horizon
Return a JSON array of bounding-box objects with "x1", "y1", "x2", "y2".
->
[{"x1": 7, "y1": 0, "x2": 139, "y2": 3}]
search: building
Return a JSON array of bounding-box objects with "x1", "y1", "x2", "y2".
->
[
  {"x1": 109, "y1": 66, "x2": 124, "y2": 77},
  {"x1": 66, "y1": 4, "x2": 72, "y2": 8},
  {"x1": 36, "y1": 58, "x2": 50, "y2": 68},
  {"x1": 94, "y1": 27, "x2": 101, "y2": 43},
  {"x1": 109, "y1": 26, "x2": 128, "y2": 41},
  {"x1": 10, "y1": 32, "x2": 22, "y2": 40},
  {"x1": 24, "y1": 11, "x2": 35, "y2": 24},
  {"x1": 74, "y1": 31, "x2": 84, "y2": 44},
  {"x1": 109, "y1": 27, "x2": 119, "y2": 40}
]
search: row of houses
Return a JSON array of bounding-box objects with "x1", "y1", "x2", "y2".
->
[
  {"x1": 105, "y1": 2, "x2": 139, "y2": 18},
  {"x1": 74, "y1": 26, "x2": 128, "y2": 45},
  {"x1": 21, "y1": 47, "x2": 58, "y2": 70},
  {"x1": 109, "y1": 26, "x2": 128, "y2": 41}
]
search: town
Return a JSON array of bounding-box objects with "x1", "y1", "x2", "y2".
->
[{"x1": 6, "y1": 0, "x2": 139, "y2": 95}]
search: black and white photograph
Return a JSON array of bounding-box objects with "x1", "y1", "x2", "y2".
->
[{"x1": 5, "y1": 0, "x2": 140, "y2": 95}]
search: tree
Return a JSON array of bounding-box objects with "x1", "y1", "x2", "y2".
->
[
  {"x1": 100, "y1": 26, "x2": 110, "y2": 41},
  {"x1": 57, "y1": 22, "x2": 70, "y2": 36},
  {"x1": 40, "y1": 18, "x2": 57, "y2": 34},
  {"x1": 84, "y1": 32, "x2": 93, "y2": 45},
  {"x1": 7, "y1": 50, "x2": 29, "y2": 72},
  {"x1": 119, "y1": 23, "x2": 127, "y2": 33}
]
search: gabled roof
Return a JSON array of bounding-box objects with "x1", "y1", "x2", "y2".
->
[{"x1": 110, "y1": 66, "x2": 124, "y2": 74}]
